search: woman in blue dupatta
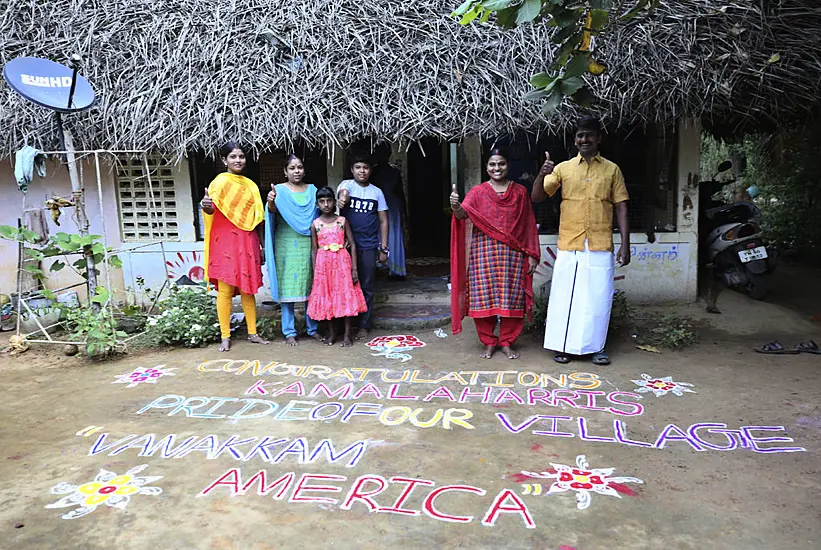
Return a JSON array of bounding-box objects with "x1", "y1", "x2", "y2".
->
[{"x1": 265, "y1": 154, "x2": 321, "y2": 345}]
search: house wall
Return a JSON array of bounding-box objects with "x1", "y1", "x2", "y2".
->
[
  {"x1": 531, "y1": 118, "x2": 702, "y2": 303},
  {"x1": 0, "y1": 119, "x2": 701, "y2": 307},
  {"x1": 0, "y1": 156, "x2": 126, "y2": 302}
]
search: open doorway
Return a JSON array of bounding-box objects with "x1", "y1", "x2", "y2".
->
[{"x1": 406, "y1": 138, "x2": 450, "y2": 274}]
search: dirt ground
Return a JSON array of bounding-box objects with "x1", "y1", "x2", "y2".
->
[{"x1": 0, "y1": 280, "x2": 819, "y2": 550}]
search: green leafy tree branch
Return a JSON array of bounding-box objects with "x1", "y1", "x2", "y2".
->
[{"x1": 452, "y1": 0, "x2": 660, "y2": 113}]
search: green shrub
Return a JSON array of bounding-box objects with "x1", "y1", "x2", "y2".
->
[{"x1": 147, "y1": 285, "x2": 220, "y2": 347}]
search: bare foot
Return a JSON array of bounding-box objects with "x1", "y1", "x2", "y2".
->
[
  {"x1": 340, "y1": 337, "x2": 352, "y2": 347},
  {"x1": 706, "y1": 305, "x2": 721, "y2": 314},
  {"x1": 248, "y1": 334, "x2": 270, "y2": 345},
  {"x1": 219, "y1": 338, "x2": 231, "y2": 352},
  {"x1": 355, "y1": 328, "x2": 369, "y2": 341},
  {"x1": 500, "y1": 345, "x2": 520, "y2": 360},
  {"x1": 479, "y1": 345, "x2": 495, "y2": 359},
  {"x1": 309, "y1": 333, "x2": 323, "y2": 342},
  {"x1": 326, "y1": 336, "x2": 336, "y2": 346},
  {"x1": 285, "y1": 336, "x2": 298, "y2": 346}
]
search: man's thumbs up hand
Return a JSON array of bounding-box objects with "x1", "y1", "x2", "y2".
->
[{"x1": 539, "y1": 151, "x2": 555, "y2": 176}]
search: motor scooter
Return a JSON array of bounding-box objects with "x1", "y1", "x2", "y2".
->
[{"x1": 700, "y1": 161, "x2": 776, "y2": 300}]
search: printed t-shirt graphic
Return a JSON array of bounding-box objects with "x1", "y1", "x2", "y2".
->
[{"x1": 338, "y1": 180, "x2": 388, "y2": 250}]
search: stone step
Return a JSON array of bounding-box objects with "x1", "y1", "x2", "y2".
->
[
  {"x1": 371, "y1": 304, "x2": 451, "y2": 332},
  {"x1": 373, "y1": 276, "x2": 451, "y2": 305}
]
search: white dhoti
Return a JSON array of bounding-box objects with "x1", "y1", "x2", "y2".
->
[{"x1": 544, "y1": 242, "x2": 614, "y2": 355}]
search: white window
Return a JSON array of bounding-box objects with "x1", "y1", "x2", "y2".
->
[{"x1": 116, "y1": 156, "x2": 180, "y2": 242}]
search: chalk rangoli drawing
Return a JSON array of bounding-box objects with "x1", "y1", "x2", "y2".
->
[
  {"x1": 521, "y1": 454, "x2": 643, "y2": 510},
  {"x1": 631, "y1": 373, "x2": 695, "y2": 397},
  {"x1": 45, "y1": 464, "x2": 163, "y2": 519},
  {"x1": 365, "y1": 335, "x2": 426, "y2": 363},
  {"x1": 113, "y1": 365, "x2": 176, "y2": 388}
]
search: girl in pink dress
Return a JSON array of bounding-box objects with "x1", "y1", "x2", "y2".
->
[{"x1": 307, "y1": 186, "x2": 368, "y2": 346}]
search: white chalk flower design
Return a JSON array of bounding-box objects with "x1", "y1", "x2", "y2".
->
[
  {"x1": 46, "y1": 464, "x2": 163, "y2": 519},
  {"x1": 113, "y1": 365, "x2": 175, "y2": 388},
  {"x1": 522, "y1": 454, "x2": 643, "y2": 510},
  {"x1": 631, "y1": 373, "x2": 695, "y2": 397}
]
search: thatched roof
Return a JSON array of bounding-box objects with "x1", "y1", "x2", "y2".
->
[{"x1": 1, "y1": 0, "x2": 819, "y2": 157}]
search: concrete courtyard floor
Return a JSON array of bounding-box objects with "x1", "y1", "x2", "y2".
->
[{"x1": 1, "y1": 292, "x2": 820, "y2": 549}]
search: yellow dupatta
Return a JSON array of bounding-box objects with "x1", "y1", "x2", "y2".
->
[{"x1": 203, "y1": 172, "x2": 265, "y2": 282}]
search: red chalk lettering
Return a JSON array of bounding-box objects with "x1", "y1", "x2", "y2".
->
[
  {"x1": 378, "y1": 477, "x2": 435, "y2": 516},
  {"x1": 245, "y1": 380, "x2": 273, "y2": 395},
  {"x1": 241, "y1": 470, "x2": 295, "y2": 498},
  {"x1": 458, "y1": 386, "x2": 493, "y2": 404},
  {"x1": 310, "y1": 382, "x2": 354, "y2": 400},
  {"x1": 288, "y1": 474, "x2": 347, "y2": 504},
  {"x1": 423, "y1": 386, "x2": 457, "y2": 402},
  {"x1": 273, "y1": 382, "x2": 305, "y2": 397},
  {"x1": 353, "y1": 383, "x2": 384, "y2": 400},
  {"x1": 526, "y1": 388, "x2": 553, "y2": 406},
  {"x1": 551, "y1": 389, "x2": 582, "y2": 408},
  {"x1": 199, "y1": 468, "x2": 241, "y2": 496},
  {"x1": 574, "y1": 390, "x2": 608, "y2": 411},
  {"x1": 423, "y1": 485, "x2": 486, "y2": 524},
  {"x1": 493, "y1": 389, "x2": 525, "y2": 405},
  {"x1": 340, "y1": 475, "x2": 389, "y2": 511},
  {"x1": 606, "y1": 392, "x2": 644, "y2": 417},
  {"x1": 481, "y1": 489, "x2": 535, "y2": 528},
  {"x1": 387, "y1": 384, "x2": 419, "y2": 400}
]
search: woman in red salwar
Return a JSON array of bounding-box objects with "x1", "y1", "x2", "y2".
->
[{"x1": 450, "y1": 148, "x2": 540, "y2": 359}]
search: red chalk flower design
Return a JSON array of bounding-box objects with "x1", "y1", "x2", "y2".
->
[
  {"x1": 113, "y1": 365, "x2": 176, "y2": 388},
  {"x1": 366, "y1": 335, "x2": 426, "y2": 363},
  {"x1": 45, "y1": 464, "x2": 163, "y2": 519},
  {"x1": 632, "y1": 373, "x2": 695, "y2": 397},
  {"x1": 522, "y1": 454, "x2": 643, "y2": 510}
]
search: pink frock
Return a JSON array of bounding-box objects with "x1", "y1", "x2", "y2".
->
[{"x1": 307, "y1": 217, "x2": 368, "y2": 320}]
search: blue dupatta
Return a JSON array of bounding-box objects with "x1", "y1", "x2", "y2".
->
[{"x1": 265, "y1": 184, "x2": 319, "y2": 302}]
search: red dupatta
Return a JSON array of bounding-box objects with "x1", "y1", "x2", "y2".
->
[{"x1": 450, "y1": 182, "x2": 541, "y2": 334}]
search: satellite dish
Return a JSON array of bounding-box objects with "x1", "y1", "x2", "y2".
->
[{"x1": 2, "y1": 57, "x2": 95, "y2": 113}]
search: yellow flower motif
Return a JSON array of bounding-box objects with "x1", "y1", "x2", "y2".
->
[
  {"x1": 323, "y1": 243, "x2": 341, "y2": 252},
  {"x1": 77, "y1": 475, "x2": 138, "y2": 506}
]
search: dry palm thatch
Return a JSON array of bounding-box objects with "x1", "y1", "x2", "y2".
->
[{"x1": 0, "y1": 0, "x2": 819, "y2": 157}]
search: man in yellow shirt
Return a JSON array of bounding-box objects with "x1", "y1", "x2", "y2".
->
[{"x1": 531, "y1": 117, "x2": 631, "y2": 365}]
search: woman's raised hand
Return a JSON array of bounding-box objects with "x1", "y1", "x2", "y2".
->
[
  {"x1": 449, "y1": 184, "x2": 461, "y2": 210},
  {"x1": 267, "y1": 183, "x2": 277, "y2": 203},
  {"x1": 201, "y1": 187, "x2": 214, "y2": 212}
]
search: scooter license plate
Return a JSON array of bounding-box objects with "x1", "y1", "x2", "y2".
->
[{"x1": 738, "y1": 246, "x2": 768, "y2": 263}]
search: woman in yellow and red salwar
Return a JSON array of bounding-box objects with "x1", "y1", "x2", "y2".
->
[{"x1": 200, "y1": 142, "x2": 270, "y2": 352}]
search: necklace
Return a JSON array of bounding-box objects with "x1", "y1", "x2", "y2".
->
[{"x1": 490, "y1": 180, "x2": 510, "y2": 193}]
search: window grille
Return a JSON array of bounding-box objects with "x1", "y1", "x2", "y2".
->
[{"x1": 116, "y1": 156, "x2": 180, "y2": 242}]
